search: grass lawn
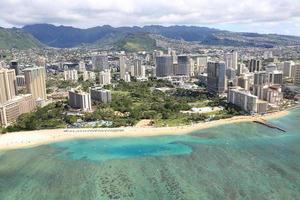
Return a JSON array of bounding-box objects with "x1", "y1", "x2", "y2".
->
[{"x1": 188, "y1": 100, "x2": 210, "y2": 107}]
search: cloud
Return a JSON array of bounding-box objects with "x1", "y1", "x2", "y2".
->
[{"x1": 1, "y1": 0, "x2": 300, "y2": 35}]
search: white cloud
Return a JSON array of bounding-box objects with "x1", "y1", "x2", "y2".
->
[{"x1": 1, "y1": 0, "x2": 300, "y2": 35}]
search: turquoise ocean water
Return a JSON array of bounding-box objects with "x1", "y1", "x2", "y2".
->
[{"x1": 0, "y1": 109, "x2": 300, "y2": 200}]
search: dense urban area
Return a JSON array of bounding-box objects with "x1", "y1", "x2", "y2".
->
[{"x1": 0, "y1": 45, "x2": 300, "y2": 133}]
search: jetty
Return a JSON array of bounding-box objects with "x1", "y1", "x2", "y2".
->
[{"x1": 253, "y1": 119, "x2": 286, "y2": 132}]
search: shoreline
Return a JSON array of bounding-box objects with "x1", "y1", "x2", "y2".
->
[{"x1": 0, "y1": 110, "x2": 290, "y2": 151}]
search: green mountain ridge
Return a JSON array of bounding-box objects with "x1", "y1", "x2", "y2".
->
[
  {"x1": 0, "y1": 28, "x2": 43, "y2": 49},
  {"x1": 2, "y1": 24, "x2": 300, "y2": 50},
  {"x1": 90, "y1": 32, "x2": 158, "y2": 51},
  {"x1": 23, "y1": 24, "x2": 300, "y2": 49}
]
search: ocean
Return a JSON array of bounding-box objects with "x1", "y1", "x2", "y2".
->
[{"x1": 0, "y1": 109, "x2": 299, "y2": 200}]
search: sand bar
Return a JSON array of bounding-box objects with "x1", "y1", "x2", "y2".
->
[{"x1": 0, "y1": 110, "x2": 289, "y2": 151}]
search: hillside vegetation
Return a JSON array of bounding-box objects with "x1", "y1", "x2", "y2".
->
[{"x1": 0, "y1": 28, "x2": 43, "y2": 49}]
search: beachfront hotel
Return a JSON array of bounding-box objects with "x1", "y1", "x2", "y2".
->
[
  {"x1": 0, "y1": 68, "x2": 17, "y2": 104},
  {"x1": 228, "y1": 87, "x2": 268, "y2": 114},
  {"x1": 23, "y1": 67, "x2": 47, "y2": 101},
  {"x1": 0, "y1": 94, "x2": 36, "y2": 127},
  {"x1": 68, "y1": 90, "x2": 92, "y2": 112},
  {"x1": 295, "y1": 65, "x2": 300, "y2": 85}
]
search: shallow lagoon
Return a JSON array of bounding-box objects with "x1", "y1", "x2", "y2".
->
[{"x1": 0, "y1": 109, "x2": 299, "y2": 200}]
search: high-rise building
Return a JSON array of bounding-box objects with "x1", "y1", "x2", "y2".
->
[
  {"x1": 194, "y1": 56, "x2": 207, "y2": 75},
  {"x1": 266, "y1": 85, "x2": 283, "y2": 106},
  {"x1": 68, "y1": 90, "x2": 92, "y2": 111},
  {"x1": 78, "y1": 61, "x2": 86, "y2": 73},
  {"x1": 155, "y1": 55, "x2": 173, "y2": 77},
  {"x1": 254, "y1": 71, "x2": 269, "y2": 86},
  {"x1": 283, "y1": 61, "x2": 295, "y2": 78},
  {"x1": 153, "y1": 50, "x2": 164, "y2": 64},
  {"x1": 253, "y1": 71, "x2": 269, "y2": 99},
  {"x1": 64, "y1": 69, "x2": 78, "y2": 81},
  {"x1": 0, "y1": 94, "x2": 36, "y2": 127},
  {"x1": 237, "y1": 75, "x2": 251, "y2": 91},
  {"x1": 224, "y1": 51, "x2": 238, "y2": 70},
  {"x1": 176, "y1": 55, "x2": 192, "y2": 76},
  {"x1": 269, "y1": 70, "x2": 283, "y2": 85},
  {"x1": 16, "y1": 75, "x2": 26, "y2": 88},
  {"x1": 171, "y1": 50, "x2": 177, "y2": 64},
  {"x1": 119, "y1": 55, "x2": 127, "y2": 80},
  {"x1": 167, "y1": 48, "x2": 172, "y2": 55},
  {"x1": 237, "y1": 63, "x2": 246, "y2": 76},
  {"x1": 10, "y1": 60, "x2": 20, "y2": 75},
  {"x1": 207, "y1": 61, "x2": 227, "y2": 94},
  {"x1": 99, "y1": 70, "x2": 111, "y2": 86},
  {"x1": 232, "y1": 51, "x2": 238, "y2": 70},
  {"x1": 82, "y1": 71, "x2": 96, "y2": 82},
  {"x1": 131, "y1": 59, "x2": 145, "y2": 78},
  {"x1": 265, "y1": 63, "x2": 277, "y2": 73},
  {"x1": 196, "y1": 56, "x2": 208, "y2": 68},
  {"x1": 228, "y1": 87, "x2": 267, "y2": 114},
  {"x1": 92, "y1": 55, "x2": 109, "y2": 71},
  {"x1": 248, "y1": 59, "x2": 261, "y2": 72},
  {"x1": 0, "y1": 68, "x2": 17, "y2": 104},
  {"x1": 294, "y1": 65, "x2": 300, "y2": 86},
  {"x1": 90, "y1": 87, "x2": 112, "y2": 104},
  {"x1": 226, "y1": 68, "x2": 236, "y2": 81},
  {"x1": 23, "y1": 67, "x2": 47, "y2": 100}
]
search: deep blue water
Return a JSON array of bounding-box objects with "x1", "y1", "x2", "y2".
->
[{"x1": 0, "y1": 108, "x2": 299, "y2": 200}]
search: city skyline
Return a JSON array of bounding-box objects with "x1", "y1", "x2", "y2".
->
[{"x1": 1, "y1": 0, "x2": 300, "y2": 36}]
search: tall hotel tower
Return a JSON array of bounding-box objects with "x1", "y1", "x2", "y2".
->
[
  {"x1": 23, "y1": 67, "x2": 47, "y2": 100},
  {"x1": 0, "y1": 69, "x2": 17, "y2": 104}
]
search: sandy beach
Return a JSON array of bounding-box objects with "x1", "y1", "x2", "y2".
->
[{"x1": 0, "y1": 110, "x2": 289, "y2": 151}]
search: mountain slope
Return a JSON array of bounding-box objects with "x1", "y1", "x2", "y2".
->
[
  {"x1": 22, "y1": 24, "x2": 300, "y2": 48},
  {"x1": 87, "y1": 32, "x2": 157, "y2": 51},
  {"x1": 23, "y1": 24, "x2": 117, "y2": 48},
  {"x1": 120, "y1": 33, "x2": 157, "y2": 52},
  {"x1": 0, "y1": 27, "x2": 43, "y2": 49}
]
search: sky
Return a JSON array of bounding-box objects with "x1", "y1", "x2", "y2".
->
[{"x1": 1, "y1": 0, "x2": 300, "y2": 36}]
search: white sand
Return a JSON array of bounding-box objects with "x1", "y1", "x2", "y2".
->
[{"x1": 0, "y1": 110, "x2": 289, "y2": 151}]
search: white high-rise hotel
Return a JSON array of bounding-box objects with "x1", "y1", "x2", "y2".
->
[{"x1": 68, "y1": 90, "x2": 92, "y2": 111}]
